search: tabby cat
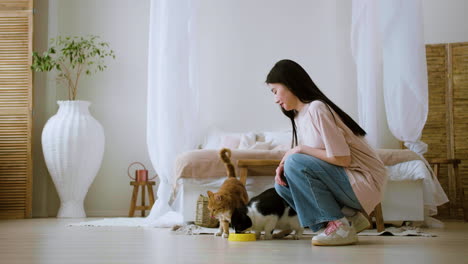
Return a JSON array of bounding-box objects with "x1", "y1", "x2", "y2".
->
[{"x1": 207, "y1": 148, "x2": 249, "y2": 238}]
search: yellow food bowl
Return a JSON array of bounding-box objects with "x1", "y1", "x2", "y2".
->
[{"x1": 228, "y1": 233, "x2": 256, "y2": 242}]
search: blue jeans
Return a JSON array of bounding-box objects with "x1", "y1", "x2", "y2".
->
[{"x1": 275, "y1": 153, "x2": 362, "y2": 232}]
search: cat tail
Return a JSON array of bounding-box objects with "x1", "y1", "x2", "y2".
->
[{"x1": 219, "y1": 148, "x2": 236, "y2": 178}]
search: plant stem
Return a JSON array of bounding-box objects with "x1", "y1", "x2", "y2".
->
[
  {"x1": 74, "y1": 61, "x2": 84, "y2": 101},
  {"x1": 57, "y1": 60, "x2": 75, "y2": 100}
]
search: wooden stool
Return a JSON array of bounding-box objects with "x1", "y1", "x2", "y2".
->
[
  {"x1": 428, "y1": 158, "x2": 466, "y2": 221},
  {"x1": 238, "y1": 159, "x2": 280, "y2": 185},
  {"x1": 366, "y1": 203, "x2": 385, "y2": 232},
  {"x1": 237, "y1": 159, "x2": 386, "y2": 232},
  {"x1": 128, "y1": 181, "x2": 156, "y2": 217}
]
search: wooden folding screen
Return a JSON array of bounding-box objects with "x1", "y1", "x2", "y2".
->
[
  {"x1": 424, "y1": 42, "x2": 468, "y2": 219},
  {"x1": 0, "y1": 0, "x2": 33, "y2": 218}
]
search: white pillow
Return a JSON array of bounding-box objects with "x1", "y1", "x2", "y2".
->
[
  {"x1": 238, "y1": 132, "x2": 257, "y2": 149},
  {"x1": 202, "y1": 129, "x2": 255, "y2": 149},
  {"x1": 248, "y1": 140, "x2": 272, "y2": 150},
  {"x1": 262, "y1": 130, "x2": 291, "y2": 148},
  {"x1": 203, "y1": 129, "x2": 223, "y2": 149},
  {"x1": 220, "y1": 134, "x2": 241, "y2": 149}
]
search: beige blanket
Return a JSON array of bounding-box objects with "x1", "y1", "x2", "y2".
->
[
  {"x1": 175, "y1": 149, "x2": 285, "y2": 180},
  {"x1": 376, "y1": 149, "x2": 422, "y2": 166},
  {"x1": 175, "y1": 148, "x2": 422, "y2": 180}
]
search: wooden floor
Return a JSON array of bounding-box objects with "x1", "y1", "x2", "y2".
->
[{"x1": 0, "y1": 218, "x2": 467, "y2": 264}]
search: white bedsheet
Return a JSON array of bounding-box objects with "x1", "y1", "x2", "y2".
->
[{"x1": 386, "y1": 160, "x2": 448, "y2": 217}]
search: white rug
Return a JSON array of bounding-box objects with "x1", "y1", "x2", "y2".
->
[
  {"x1": 171, "y1": 224, "x2": 436, "y2": 237},
  {"x1": 357, "y1": 226, "x2": 435, "y2": 237},
  {"x1": 68, "y1": 211, "x2": 184, "y2": 228}
]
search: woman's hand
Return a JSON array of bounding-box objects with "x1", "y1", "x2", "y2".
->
[
  {"x1": 280, "y1": 145, "x2": 302, "y2": 166},
  {"x1": 275, "y1": 145, "x2": 302, "y2": 186},
  {"x1": 275, "y1": 163, "x2": 287, "y2": 186}
]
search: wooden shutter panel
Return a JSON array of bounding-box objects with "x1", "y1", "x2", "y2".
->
[
  {"x1": 424, "y1": 45, "x2": 449, "y2": 160},
  {"x1": 0, "y1": 0, "x2": 33, "y2": 219},
  {"x1": 424, "y1": 42, "x2": 468, "y2": 219},
  {"x1": 0, "y1": 1, "x2": 32, "y2": 11},
  {"x1": 452, "y1": 43, "x2": 468, "y2": 218},
  {"x1": 423, "y1": 44, "x2": 450, "y2": 216}
]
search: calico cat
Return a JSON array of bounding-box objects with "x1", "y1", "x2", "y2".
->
[
  {"x1": 231, "y1": 188, "x2": 304, "y2": 240},
  {"x1": 207, "y1": 148, "x2": 249, "y2": 238}
]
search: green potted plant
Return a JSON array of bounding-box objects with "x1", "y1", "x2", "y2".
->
[
  {"x1": 31, "y1": 35, "x2": 115, "y2": 100},
  {"x1": 32, "y1": 35, "x2": 115, "y2": 218}
]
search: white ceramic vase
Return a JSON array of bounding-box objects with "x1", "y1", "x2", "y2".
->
[{"x1": 42, "y1": 100, "x2": 105, "y2": 218}]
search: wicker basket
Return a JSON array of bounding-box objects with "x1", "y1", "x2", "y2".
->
[{"x1": 195, "y1": 194, "x2": 219, "y2": 228}]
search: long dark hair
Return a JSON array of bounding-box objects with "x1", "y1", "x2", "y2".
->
[{"x1": 266, "y1": 59, "x2": 366, "y2": 147}]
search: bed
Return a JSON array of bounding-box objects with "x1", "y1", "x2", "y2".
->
[{"x1": 174, "y1": 147, "x2": 448, "y2": 227}]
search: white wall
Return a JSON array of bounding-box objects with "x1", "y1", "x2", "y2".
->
[
  {"x1": 423, "y1": 0, "x2": 468, "y2": 44},
  {"x1": 197, "y1": 0, "x2": 344, "y2": 135},
  {"x1": 32, "y1": 0, "x2": 468, "y2": 217},
  {"x1": 33, "y1": 0, "x2": 153, "y2": 216}
]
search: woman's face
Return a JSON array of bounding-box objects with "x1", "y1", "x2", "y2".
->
[{"x1": 269, "y1": 83, "x2": 300, "y2": 111}]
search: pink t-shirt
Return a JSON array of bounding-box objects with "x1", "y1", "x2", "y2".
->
[{"x1": 295, "y1": 101, "x2": 387, "y2": 214}]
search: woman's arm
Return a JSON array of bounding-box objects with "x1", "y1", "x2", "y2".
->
[
  {"x1": 299, "y1": 145, "x2": 351, "y2": 167},
  {"x1": 280, "y1": 145, "x2": 351, "y2": 168}
]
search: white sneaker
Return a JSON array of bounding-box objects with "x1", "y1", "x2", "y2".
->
[
  {"x1": 312, "y1": 219, "x2": 358, "y2": 246},
  {"x1": 347, "y1": 212, "x2": 371, "y2": 233}
]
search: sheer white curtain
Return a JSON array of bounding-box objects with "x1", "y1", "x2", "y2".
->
[
  {"x1": 350, "y1": 0, "x2": 384, "y2": 148},
  {"x1": 74, "y1": 0, "x2": 199, "y2": 227},
  {"x1": 379, "y1": 0, "x2": 428, "y2": 155},
  {"x1": 351, "y1": 0, "x2": 428, "y2": 155},
  {"x1": 145, "y1": 0, "x2": 199, "y2": 227},
  {"x1": 351, "y1": 0, "x2": 448, "y2": 226},
  {"x1": 378, "y1": 0, "x2": 448, "y2": 224}
]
